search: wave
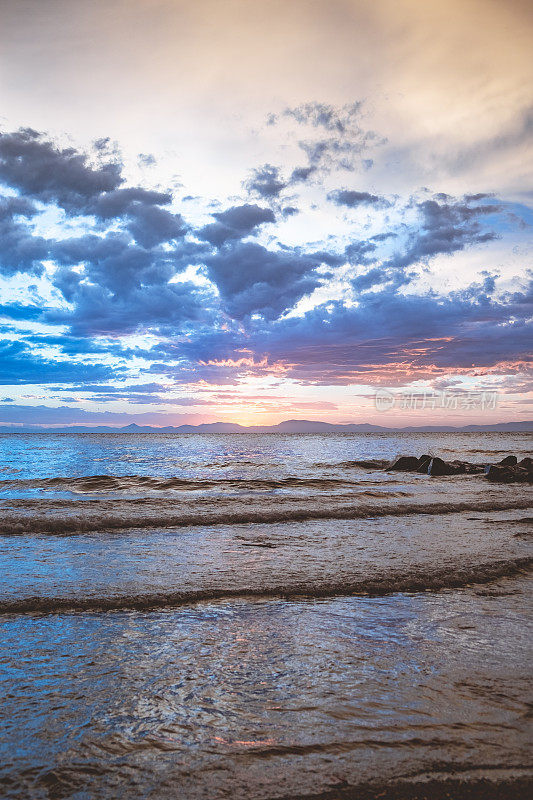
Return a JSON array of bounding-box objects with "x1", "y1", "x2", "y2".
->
[
  {"x1": 0, "y1": 474, "x2": 390, "y2": 493},
  {"x1": 0, "y1": 496, "x2": 531, "y2": 535},
  {"x1": 314, "y1": 459, "x2": 391, "y2": 469},
  {"x1": 1, "y1": 557, "x2": 531, "y2": 614}
]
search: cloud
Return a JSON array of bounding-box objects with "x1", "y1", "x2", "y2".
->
[
  {"x1": 0, "y1": 128, "x2": 123, "y2": 212},
  {"x1": 278, "y1": 101, "x2": 364, "y2": 132},
  {"x1": 0, "y1": 195, "x2": 47, "y2": 276},
  {"x1": 0, "y1": 340, "x2": 120, "y2": 385},
  {"x1": 244, "y1": 164, "x2": 287, "y2": 198},
  {"x1": 163, "y1": 271, "x2": 532, "y2": 388},
  {"x1": 244, "y1": 102, "x2": 386, "y2": 207},
  {"x1": 124, "y1": 204, "x2": 187, "y2": 248},
  {"x1": 0, "y1": 403, "x2": 200, "y2": 426},
  {"x1": 47, "y1": 274, "x2": 211, "y2": 336},
  {"x1": 289, "y1": 165, "x2": 317, "y2": 183},
  {"x1": 445, "y1": 105, "x2": 533, "y2": 175},
  {"x1": 385, "y1": 196, "x2": 501, "y2": 273},
  {"x1": 282, "y1": 206, "x2": 299, "y2": 217},
  {"x1": 270, "y1": 101, "x2": 384, "y2": 175},
  {"x1": 248, "y1": 279, "x2": 533, "y2": 385},
  {"x1": 199, "y1": 203, "x2": 275, "y2": 246},
  {"x1": 50, "y1": 381, "x2": 204, "y2": 406},
  {"x1": 204, "y1": 242, "x2": 325, "y2": 319},
  {"x1": 138, "y1": 153, "x2": 156, "y2": 167},
  {"x1": 0, "y1": 123, "x2": 529, "y2": 417},
  {"x1": 0, "y1": 302, "x2": 44, "y2": 321},
  {"x1": 328, "y1": 189, "x2": 387, "y2": 208},
  {"x1": 85, "y1": 187, "x2": 187, "y2": 248}
]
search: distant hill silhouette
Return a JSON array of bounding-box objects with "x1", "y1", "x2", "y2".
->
[{"x1": 1, "y1": 419, "x2": 532, "y2": 433}]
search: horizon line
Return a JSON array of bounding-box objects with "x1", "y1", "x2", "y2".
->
[{"x1": 0, "y1": 418, "x2": 531, "y2": 432}]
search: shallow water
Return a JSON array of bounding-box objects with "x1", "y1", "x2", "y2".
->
[
  {"x1": 0, "y1": 432, "x2": 531, "y2": 798},
  {"x1": 1, "y1": 581, "x2": 531, "y2": 800}
]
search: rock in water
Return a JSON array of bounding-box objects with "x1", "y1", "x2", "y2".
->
[
  {"x1": 428, "y1": 457, "x2": 458, "y2": 476},
  {"x1": 416, "y1": 455, "x2": 432, "y2": 473},
  {"x1": 498, "y1": 455, "x2": 518, "y2": 467},
  {"x1": 485, "y1": 464, "x2": 532, "y2": 483},
  {"x1": 389, "y1": 456, "x2": 421, "y2": 471}
]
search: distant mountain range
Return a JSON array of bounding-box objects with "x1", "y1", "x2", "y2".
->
[{"x1": 0, "y1": 419, "x2": 532, "y2": 433}]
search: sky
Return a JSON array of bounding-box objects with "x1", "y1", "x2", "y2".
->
[{"x1": 0, "y1": 0, "x2": 532, "y2": 427}]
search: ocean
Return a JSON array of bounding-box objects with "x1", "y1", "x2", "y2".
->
[{"x1": 0, "y1": 431, "x2": 531, "y2": 799}]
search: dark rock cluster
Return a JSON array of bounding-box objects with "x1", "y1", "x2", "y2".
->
[
  {"x1": 388, "y1": 454, "x2": 533, "y2": 483},
  {"x1": 485, "y1": 456, "x2": 533, "y2": 483}
]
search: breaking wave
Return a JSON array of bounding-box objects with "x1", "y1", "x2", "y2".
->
[
  {"x1": 2, "y1": 557, "x2": 531, "y2": 614},
  {"x1": 0, "y1": 473, "x2": 389, "y2": 493},
  {"x1": 1, "y1": 496, "x2": 531, "y2": 535}
]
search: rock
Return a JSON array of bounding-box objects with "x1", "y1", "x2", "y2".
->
[
  {"x1": 485, "y1": 465, "x2": 513, "y2": 482},
  {"x1": 386, "y1": 453, "x2": 531, "y2": 480},
  {"x1": 498, "y1": 455, "x2": 518, "y2": 467},
  {"x1": 485, "y1": 464, "x2": 532, "y2": 483},
  {"x1": 448, "y1": 460, "x2": 468, "y2": 474},
  {"x1": 515, "y1": 467, "x2": 532, "y2": 482},
  {"x1": 389, "y1": 456, "x2": 422, "y2": 471},
  {"x1": 451, "y1": 460, "x2": 485, "y2": 474},
  {"x1": 352, "y1": 459, "x2": 389, "y2": 469},
  {"x1": 416, "y1": 455, "x2": 432, "y2": 473},
  {"x1": 470, "y1": 465, "x2": 486, "y2": 474},
  {"x1": 427, "y1": 457, "x2": 458, "y2": 476}
]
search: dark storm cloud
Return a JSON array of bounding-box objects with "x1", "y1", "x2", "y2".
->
[{"x1": 198, "y1": 204, "x2": 275, "y2": 246}]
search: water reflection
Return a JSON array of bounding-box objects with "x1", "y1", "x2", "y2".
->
[
  {"x1": 1, "y1": 581, "x2": 530, "y2": 799},
  {"x1": 1, "y1": 511, "x2": 530, "y2": 604}
]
